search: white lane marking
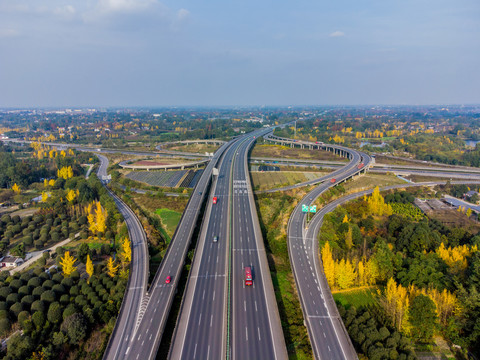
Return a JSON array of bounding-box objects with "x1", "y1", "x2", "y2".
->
[
  {"x1": 125, "y1": 347, "x2": 130, "y2": 355},
  {"x1": 210, "y1": 315, "x2": 213, "y2": 327},
  {"x1": 213, "y1": 290, "x2": 215, "y2": 301},
  {"x1": 255, "y1": 301, "x2": 258, "y2": 312},
  {"x1": 258, "y1": 327, "x2": 261, "y2": 341},
  {"x1": 193, "y1": 343, "x2": 197, "y2": 359},
  {"x1": 244, "y1": 300, "x2": 246, "y2": 312},
  {"x1": 245, "y1": 327, "x2": 248, "y2": 341},
  {"x1": 203, "y1": 290, "x2": 205, "y2": 300}
]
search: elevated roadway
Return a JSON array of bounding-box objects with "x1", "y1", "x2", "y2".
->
[
  {"x1": 287, "y1": 142, "x2": 371, "y2": 360},
  {"x1": 103, "y1": 140, "x2": 233, "y2": 360},
  {"x1": 169, "y1": 128, "x2": 288, "y2": 360}
]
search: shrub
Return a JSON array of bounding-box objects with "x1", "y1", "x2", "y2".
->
[
  {"x1": 32, "y1": 311, "x2": 45, "y2": 328},
  {"x1": 9, "y1": 302, "x2": 23, "y2": 318},
  {"x1": 27, "y1": 277, "x2": 43, "y2": 288},
  {"x1": 40, "y1": 290, "x2": 56, "y2": 303},
  {"x1": 6, "y1": 293, "x2": 20, "y2": 305},
  {"x1": 0, "y1": 317, "x2": 10, "y2": 336},
  {"x1": 31, "y1": 300, "x2": 45, "y2": 313},
  {"x1": 20, "y1": 295, "x2": 34, "y2": 309},
  {"x1": 62, "y1": 304, "x2": 78, "y2": 320},
  {"x1": 61, "y1": 313, "x2": 87, "y2": 345},
  {"x1": 47, "y1": 302, "x2": 63, "y2": 324}
]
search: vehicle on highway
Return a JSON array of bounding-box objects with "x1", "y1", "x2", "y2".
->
[
  {"x1": 330, "y1": 178, "x2": 336, "y2": 183},
  {"x1": 244, "y1": 266, "x2": 253, "y2": 286},
  {"x1": 357, "y1": 163, "x2": 364, "y2": 169},
  {"x1": 213, "y1": 196, "x2": 217, "y2": 204},
  {"x1": 165, "y1": 276, "x2": 171, "y2": 284},
  {"x1": 213, "y1": 235, "x2": 218, "y2": 242}
]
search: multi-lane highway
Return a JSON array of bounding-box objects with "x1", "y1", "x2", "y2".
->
[
  {"x1": 170, "y1": 129, "x2": 287, "y2": 359},
  {"x1": 287, "y1": 143, "x2": 370, "y2": 360},
  {"x1": 231, "y1": 134, "x2": 288, "y2": 360},
  {"x1": 169, "y1": 137, "x2": 241, "y2": 360},
  {"x1": 103, "y1": 140, "x2": 233, "y2": 360}
]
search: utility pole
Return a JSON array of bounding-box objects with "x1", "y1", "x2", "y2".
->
[{"x1": 294, "y1": 120, "x2": 297, "y2": 139}]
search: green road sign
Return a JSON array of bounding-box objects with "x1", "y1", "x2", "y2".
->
[
  {"x1": 302, "y1": 204, "x2": 309, "y2": 212},
  {"x1": 309, "y1": 205, "x2": 317, "y2": 213}
]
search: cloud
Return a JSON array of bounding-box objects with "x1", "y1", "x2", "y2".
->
[
  {"x1": 176, "y1": 8, "x2": 190, "y2": 21},
  {"x1": 0, "y1": 29, "x2": 20, "y2": 38},
  {"x1": 53, "y1": 5, "x2": 76, "y2": 19},
  {"x1": 97, "y1": 0, "x2": 156, "y2": 14},
  {"x1": 329, "y1": 31, "x2": 345, "y2": 38}
]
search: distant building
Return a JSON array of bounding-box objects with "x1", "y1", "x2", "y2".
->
[{"x1": 0, "y1": 256, "x2": 24, "y2": 268}]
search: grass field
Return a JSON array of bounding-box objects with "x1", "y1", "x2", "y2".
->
[
  {"x1": 342, "y1": 173, "x2": 407, "y2": 193},
  {"x1": 163, "y1": 143, "x2": 220, "y2": 154},
  {"x1": 251, "y1": 171, "x2": 329, "y2": 191},
  {"x1": 251, "y1": 143, "x2": 348, "y2": 162},
  {"x1": 333, "y1": 287, "x2": 378, "y2": 309},
  {"x1": 255, "y1": 189, "x2": 313, "y2": 359},
  {"x1": 155, "y1": 208, "x2": 182, "y2": 239}
]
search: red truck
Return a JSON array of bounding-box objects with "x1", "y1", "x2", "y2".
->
[
  {"x1": 357, "y1": 163, "x2": 364, "y2": 169},
  {"x1": 330, "y1": 178, "x2": 336, "y2": 184},
  {"x1": 245, "y1": 267, "x2": 253, "y2": 286},
  {"x1": 213, "y1": 196, "x2": 217, "y2": 204}
]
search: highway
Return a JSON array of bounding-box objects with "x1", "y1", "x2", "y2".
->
[
  {"x1": 169, "y1": 129, "x2": 287, "y2": 360},
  {"x1": 102, "y1": 140, "x2": 233, "y2": 360},
  {"x1": 231, "y1": 134, "x2": 288, "y2": 360},
  {"x1": 168, "y1": 136, "x2": 241, "y2": 360},
  {"x1": 96, "y1": 154, "x2": 149, "y2": 360},
  {"x1": 287, "y1": 144, "x2": 370, "y2": 360}
]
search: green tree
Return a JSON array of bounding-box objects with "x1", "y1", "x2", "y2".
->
[
  {"x1": 409, "y1": 294, "x2": 438, "y2": 343},
  {"x1": 47, "y1": 302, "x2": 63, "y2": 324},
  {"x1": 78, "y1": 243, "x2": 90, "y2": 263},
  {"x1": 7, "y1": 333, "x2": 34, "y2": 359},
  {"x1": 61, "y1": 313, "x2": 87, "y2": 345}
]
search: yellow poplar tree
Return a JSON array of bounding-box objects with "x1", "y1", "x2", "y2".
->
[
  {"x1": 466, "y1": 208, "x2": 472, "y2": 217},
  {"x1": 41, "y1": 192, "x2": 48, "y2": 203},
  {"x1": 95, "y1": 201, "x2": 107, "y2": 234},
  {"x1": 365, "y1": 258, "x2": 379, "y2": 285},
  {"x1": 321, "y1": 242, "x2": 335, "y2": 288},
  {"x1": 121, "y1": 237, "x2": 132, "y2": 263},
  {"x1": 366, "y1": 186, "x2": 392, "y2": 216},
  {"x1": 66, "y1": 189, "x2": 76, "y2": 202},
  {"x1": 44, "y1": 179, "x2": 48, "y2": 188},
  {"x1": 86, "y1": 255, "x2": 94, "y2": 283},
  {"x1": 60, "y1": 251, "x2": 77, "y2": 277},
  {"x1": 342, "y1": 215, "x2": 349, "y2": 223},
  {"x1": 345, "y1": 227, "x2": 353, "y2": 250},
  {"x1": 107, "y1": 257, "x2": 119, "y2": 278},
  {"x1": 380, "y1": 278, "x2": 410, "y2": 332},
  {"x1": 357, "y1": 259, "x2": 365, "y2": 286},
  {"x1": 335, "y1": 259, "x2": 356, "y2": 290},
  {"x1": 11, "y1": 183, "x2": 21, "y2": 194}
]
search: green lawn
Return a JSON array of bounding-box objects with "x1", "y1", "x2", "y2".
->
[
  {"x1": 333, "y1": 287, "x2": 378, "y2": 309},
  {"x1": 155, "y1": 208, "x2": 182, "y2": 240}
]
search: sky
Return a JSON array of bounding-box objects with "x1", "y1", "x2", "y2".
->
[{"x1": 0, "y1": 0, "x2": 479, "y2": 107}]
